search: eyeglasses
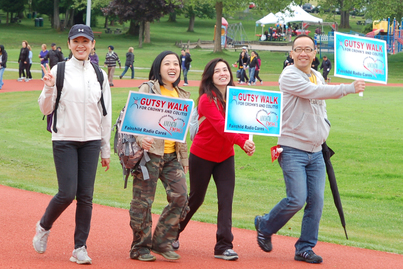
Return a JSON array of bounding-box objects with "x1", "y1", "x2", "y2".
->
[{"x1": 293, "y1": 47, "x2": 315, "y2": 53}]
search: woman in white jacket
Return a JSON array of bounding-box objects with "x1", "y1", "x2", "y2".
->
[{"x1": 34, "y1": 24, "x2": 112, "y2": 265}]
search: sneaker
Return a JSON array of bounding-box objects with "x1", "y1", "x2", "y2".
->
[
  {"x1": 119, "y1": 75, "x2": 122, "y2": 79},
  {"x1": 294, "y1": 250, "x2": 323, "y2": 263},
  {"x1": 172, "y1": 240, "x2": 180, "y2": 250},
  {"x1": 33, "y1": 221, "x2": 50, "y2": 254},
  {"x1": 183, "y1": 83, "x2": 188, "y2": 86},
  {"x1": 255, "y1": 216, "x2": 272, "y2": 252},
  {"x1": 17, "y1": 78, "x2": 23, "y2": 82},
  {"x1": 261, "y1": 80, "x2": 263, "y2": 85},
  {"x1": 248, "y1": 82, "x2": 251, "y2": 85},
  {"x1": 130, "y1": 247, "x2": 156, "y2": 262},
  {"x1": 152, "y1": 249, "x2": 180, "y2": 260},
  {"x1": 239, "y1": 81, "x2": 245, "y2": 85},
  {"x1": 69, "y1": 246, "x2": 92, "y2": 264},
  {"x1": 252, "y1": 82, "x2": 256, "y2": 85},
  {"x1": 25, "y1": 79, "x2": 30, "y2": 82},
  {"x1": 214, "y1": 249, "x2": 238, "y2": 261}
]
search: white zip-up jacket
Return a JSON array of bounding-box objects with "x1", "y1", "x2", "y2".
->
[
  {"x1": 38, "y1": 56, "x2": 112, "y2": 158},
  {"x1": 278, "y1": 65, "x2": 355, "y2": 152}
]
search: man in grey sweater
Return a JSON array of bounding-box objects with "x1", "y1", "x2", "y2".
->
[{"x1": 254, "y1": 35, "x2": 365, "y2": 264}]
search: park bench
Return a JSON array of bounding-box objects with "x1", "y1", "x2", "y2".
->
[{"x1": 93, "y1": 31, "x2": 102, "y2": 38}]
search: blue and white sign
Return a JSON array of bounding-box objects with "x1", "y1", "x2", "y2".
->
[
  {"x1": 120, "y1": 91, "x2": 194, "y2": 142},
  {"x1": 225, "y1": 87, "x2": 283, "y2": 137},
  {"x1": 334, "y1": 32, "x2": 388, "y2": 84}
]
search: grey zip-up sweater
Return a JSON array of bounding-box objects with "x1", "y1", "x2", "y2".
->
[{"x1": 278, "y1": 65, "x2": 355, "y2": 152}]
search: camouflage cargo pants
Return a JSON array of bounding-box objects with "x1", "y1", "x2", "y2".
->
[{"x1": 129, "y1": 152, "x2": 189, "y2": 253}]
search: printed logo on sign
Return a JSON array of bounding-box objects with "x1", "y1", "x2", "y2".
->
[
  {"x1": 363, "y1": 57, "x2": 385, "y2": 77},
  {"x1": 158, "y1": 115, "x2": 185, "y2": 135},
  {"x1": 130, "y1": 97, "x2": 141, "y2": 108},
  {"x1": 256, "y1": 109, "x2": 278, "y2": 131}
]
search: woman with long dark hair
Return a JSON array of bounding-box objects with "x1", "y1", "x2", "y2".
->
[
  {"x1": 129, "y1": 50, "x2": 190, "y2": 262},
  {"x1": 173, "y1": 58, "x2": 255, "y2": 260}
]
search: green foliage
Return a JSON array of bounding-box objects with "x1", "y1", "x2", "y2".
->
[{"x1": 0, "y1": 0, "x2": 25, "y2": 13}]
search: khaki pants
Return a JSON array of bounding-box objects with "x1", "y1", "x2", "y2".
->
[{"x1": 107, "y1": 66, "x2": 115, "y2": 85}]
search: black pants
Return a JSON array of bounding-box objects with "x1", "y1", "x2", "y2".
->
[
  {"x1": 178, "y1": 153, "x2": 235, "y2": 255},
  {"x1": 40, "y1": 140, "x2": 101, "y2": 249},
  {"x1": 19, "y1": 62, "x2": 28, "y2": 78},
  {"x1": 255, "y1": 70, "x2": 262, "y2": 82}
]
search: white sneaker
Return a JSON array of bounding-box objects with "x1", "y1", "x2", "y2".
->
[
  {"x1": 33, "y1": 221, "x2": 50, "y2": 254},
  {"x1": 214, "y1": 249, "x2": 239, "y2": 261},
  {"x1": 183, "y1": 83, "x2": 188, "y2": 86},
  {"x1": 252, "y1": 82, "x2": 256, "y2": 85},
  {"x1": 248, "y1": 82, "x2": 251, "y2": 85},
  {"x1": 261, "y1": 80, "x2": 263, "y2": 85},
  {"x1": 25, "y1": 79, "x2": 30, "y2": 82},
  {"x1": 17, "y1": 78, "x2": 23, "y2": 82},
  {"x1": 70, "y1": 246, "x2": 92, "y2": 264}
]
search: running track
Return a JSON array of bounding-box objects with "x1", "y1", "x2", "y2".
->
[{"x1": 1, "y1": 79, "x2": 402, "y2": 268}]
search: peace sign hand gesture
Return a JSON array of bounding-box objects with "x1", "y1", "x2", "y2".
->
[{"x1": 41, "y1": 64, "x2": 55, "y2": 87}]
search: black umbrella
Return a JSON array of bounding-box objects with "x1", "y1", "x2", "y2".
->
[{"x1": 322, "y1": 141, "x2": 348, "y2": 239}]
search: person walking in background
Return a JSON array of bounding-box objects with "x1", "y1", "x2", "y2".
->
[
  {"x1": 235, "y1": 46, "x2": 249, "y2": 83},
  {"x1": 320, "y1": 55, "x2": 332, "y2": 84},
  {"x1": 254, "y1": 51, "x2": 263, "y2": 85},
  {"x1": 247, "y1": 51, "x2": 258, "y2": 85},
  {"x1": 173, "y1": 58, "x2": 255, "y2": 261},
  {"x1": 254, "y1": 34, "x2": 365, "y2": 264},
  {"x1": 57, "y1": 47, "x2": 66, "y2": 61},
  {"x1": 27, "y1": 45, "x2": 33, "y2": 80},
  {"x1": 283, "y1": 52, "x2": 294, "y2": 69},
  {"x1": 43, "y1": 43, "x2": 64, "y2": 69},
  {"x1": 311, "y1": 55, "x2": 320, "y2": 71},
  {"x1": 119, "y1": 47, "x2": 134, "y2": 79},
  {"x1": 39, "y1": 44, "x2": 49, "y2": 79},
  {"x1": 128, "y1": 51, "x2": 189, "y2": 262},
  {"x1": 34, "y1": 24, "x2": 112, "y2": 265},
  {"x1": 104, "y1": 45, "x2": 121, "y2": 87},
  {"x1": 89, "y1": 48, "x2": 99, "y2": 65},
  {"x1": 17, "y1": 40, "x2": 29, "y2": 82},
  {"x1": 236, "y1": 51, "x2": 248, "y2": 84},
  {"x1": 180, "y1": 48, "x2": 192, "y2": 86},
  {"x1": 0, "y1": 45, "x2": 8, "y2": 90}
]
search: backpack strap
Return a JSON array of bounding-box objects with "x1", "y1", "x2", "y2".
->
[
  {"x1": 52, "y1": 61, "x2": 66, "y2": 133},
  {"x1": 90, "y1": 62, "x2": 107, "y2": 116},
  {"x1": 146, "y1": 81, "x2": 154, "y2": 93}
]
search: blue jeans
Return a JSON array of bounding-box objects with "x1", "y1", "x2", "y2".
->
[
  {"x1": 259, "y1": 146, "x2": 326, "y2": 254},
  {"x1": 41, "y1": 63, "x2": 47, "y2": 78},
  {"x1": 249, "y1": 67, "x2": 256, "y2": 83},
  {"x1": 182, "y1": 68, "x2": 188, "y2": 84},
  {"x1": 0, "y1": 67, "x2": 5, "y2": 89},
  {"x1": 121, "y1": 65, "x2": 134, "y2": 79}
]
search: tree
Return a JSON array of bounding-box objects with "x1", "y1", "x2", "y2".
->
[
  {"x1": 1, "y1": 0, "x2": 25, "y2": 24},
  {"x1": 183, "y1": 2, "x2": 215, "y2": 32},
  {"x1": 104, "y1": 0, "x2": 183, "y2": 48}
]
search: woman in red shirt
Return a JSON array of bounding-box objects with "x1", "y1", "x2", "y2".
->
[{"x1": 174, "y1": 58, "x2": 255, "y2": 260}]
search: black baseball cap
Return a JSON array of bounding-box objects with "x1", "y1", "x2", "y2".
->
[{"x1": 68, "y1": 24, "x2": 94, "y2": 41}]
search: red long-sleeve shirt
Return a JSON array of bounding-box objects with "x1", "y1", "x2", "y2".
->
[{"x1": 190, "y1": 93, "x2": 248, "y2": 163}]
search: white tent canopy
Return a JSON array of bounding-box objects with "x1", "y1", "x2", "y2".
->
[{"x1": 256, "y1": 3, "x2": 323, "y2": 25}]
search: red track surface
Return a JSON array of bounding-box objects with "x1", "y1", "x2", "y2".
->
[
  {"x1": 1, "y1": 80, "x2": 403, "y2": 268},
  {"x1": 1, "y1": 185, "x2": 403, "y2": 269}
]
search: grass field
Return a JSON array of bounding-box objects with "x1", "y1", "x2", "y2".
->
[{"x1": 1, "y1": 12, "x2": 403, "y2": 254}]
